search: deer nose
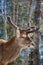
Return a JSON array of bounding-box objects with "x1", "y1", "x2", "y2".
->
[
  {"x1": 26, "y1": 41, "x2": 30, "y2": 47},
  {"x1": 29, "y1": 42, "x2": 35, "y2": 48},
  {"x1": 31, "y1": 42, "x2": 35, "y2": 46},
  {"x1": 26, "y1": 41, "x2": 29, "y2": 44},
  {"x1": 28, "y1": 45, "x2": 30, "y2": 47}
]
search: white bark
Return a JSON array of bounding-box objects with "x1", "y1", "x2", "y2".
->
[{"x1": 2, "y1": 0, "x2": 7, "y2": 40}]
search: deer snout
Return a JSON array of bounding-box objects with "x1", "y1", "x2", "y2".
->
[
  {"x1": 31, "y1": 41, "x2": 35, "y2": 46},
  {"x1": 30, "y1": 41, "x2": 35, "y2": 48},
  {"x1": 26, "y1": 41, "x2": 31, "y2": 47}
]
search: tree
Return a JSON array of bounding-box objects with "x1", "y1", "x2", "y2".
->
[
  {"x1": 2, "y1": 0, "x2": 8, "y2": 40},
  {"x1": 33, "y1": 0, "x2": 41, "y2": 65}
]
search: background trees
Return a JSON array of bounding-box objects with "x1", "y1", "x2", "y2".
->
[{"x1": 0, "y1": 0, "x2": 43, "y2": 65}]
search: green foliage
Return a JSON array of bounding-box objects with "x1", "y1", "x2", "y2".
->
[
  {"x1": 8, "y1": 57, "x2": 23, "y2": 65},
  {"x1": 0, "y1": 0, "x2": 43, "y2": 65},
  {"x1": 8, "y1": 62, "x2": 14, "y2": 65},
  {"x1": 28, "y1": 50, "x2": 34, "y2": 65},
  {"x1": 16, "y1": 57, "x2": 22, "y2": 63}
]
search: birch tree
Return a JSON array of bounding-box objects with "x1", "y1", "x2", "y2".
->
[{"x1": 2, "y1": 0, "x2": 7, "y2": 40}]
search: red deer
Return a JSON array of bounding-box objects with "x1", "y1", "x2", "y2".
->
[{"x1": 0, "y1": 16, "x2": 39, "y2": 65}]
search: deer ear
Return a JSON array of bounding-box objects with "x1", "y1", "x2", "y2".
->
[{"x1": 16, "y1": 28, "x2": 20, "y2": 38}]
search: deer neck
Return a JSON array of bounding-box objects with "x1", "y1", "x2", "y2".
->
[
  {"x1": 5, "y1": 36, "x2": 22, "y2": 55},
  {"x1": 1, "y1": 37, "x2": 22, "y2": 63},
  {"x1": 6, "y1": 41, "x2": 22, "y2": 63}
]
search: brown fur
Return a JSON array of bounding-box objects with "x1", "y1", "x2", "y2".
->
[
  {"x1": 0, "y1": 35, "x2": 34, "y2": 65},
  {"x1": 0, "y1": 39, "x2": 8, "y2": 44},
  {"x1": 0, "y1": 36, "x2": 21, "y2": 65}
]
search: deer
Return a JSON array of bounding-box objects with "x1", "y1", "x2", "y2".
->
[{"x1": 0, "y1": 16, "x2": 39, "y2": 65}]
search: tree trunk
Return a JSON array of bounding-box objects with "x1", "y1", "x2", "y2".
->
[
  {"x1": 24, "y1": 48, "x2": 29, "y2": 65},
  {"x1": 4, "y1": 0, "x2": 7, "y2": 40},
  {"x1": 2, "y1": 0, "x2": 7, "y2": 40},
  {"x1": 33, "y1": 0, "x2": 41, "y2": 65}
]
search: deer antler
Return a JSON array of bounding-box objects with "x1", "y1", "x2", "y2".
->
[
  {"x1": 21, "y1": 26, "x2": 39, "y2": 34},
  {"x1": 7, "y1": 16, "x2": 39, "y2": 34},
  {"x1": 7, "y1": 16, "x2": 19, "y2": 29}
]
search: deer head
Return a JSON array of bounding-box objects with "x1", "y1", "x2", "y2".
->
[{"x1": 7, "y1": 16, "x2": 35, "y2": 48}]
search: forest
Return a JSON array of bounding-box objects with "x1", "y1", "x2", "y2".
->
[{"x1": 0, "y1": 0, "x2": 43, "y2": 65}]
